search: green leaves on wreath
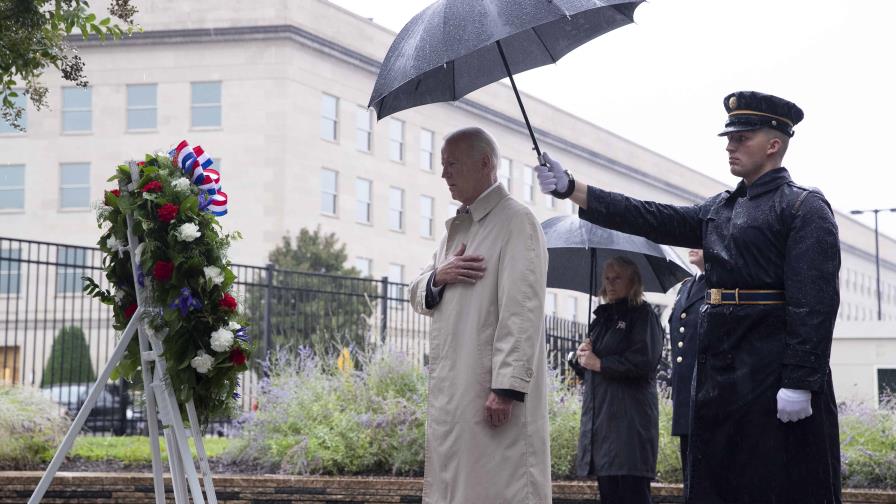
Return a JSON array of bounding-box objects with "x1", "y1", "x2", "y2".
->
[{"x1": 82, "y1": 276, "x2": 114, "y2": 305}]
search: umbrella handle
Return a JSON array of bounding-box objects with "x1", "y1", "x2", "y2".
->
[{"x1": 495, "y1": 40, "x2": 543, "y2": 161}]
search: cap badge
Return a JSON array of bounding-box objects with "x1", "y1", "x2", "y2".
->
[{"x1": 728, "y1": 96, "x2": 737, "y2": 109}]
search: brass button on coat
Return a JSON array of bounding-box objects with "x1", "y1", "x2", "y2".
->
[
  {"x1": 678, "y1": 341, "x2": 684, "y2": 348},
  {"x1": 680, "y1": 312, "x2": 687, "y2": 319},
  {"x1": 676, "y1": 356, "x2": 683, "y2": 363},
  {"x1": 679, "y1": 327, "x2": 685, "y2": 334}
]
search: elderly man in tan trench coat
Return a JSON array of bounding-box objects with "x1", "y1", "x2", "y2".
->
[{"x1": 409, "y1": 127, "x2": 552, "y2": 504}]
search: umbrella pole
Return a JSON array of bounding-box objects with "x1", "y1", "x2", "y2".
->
[
  {"x1": 495, "y1": 40, "x2": 543, "y2": 159},
  {"x1": 588, "y1": 247, "x2": 595, "y2": 325}
]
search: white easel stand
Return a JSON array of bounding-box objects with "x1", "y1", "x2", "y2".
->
[{"x1": 29, "y1": 161, "x2": 218, "y2": 503}]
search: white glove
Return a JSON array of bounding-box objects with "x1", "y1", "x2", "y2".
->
[
  {"x1": 776, "y1": 388, "x2": 812, "y2": 422},
  {"x1": 534, "y1": 151, "x2": 569, "y2": 194}
]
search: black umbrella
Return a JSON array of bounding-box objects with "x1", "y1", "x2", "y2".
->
[
  {"x1": 542, "y1": 215, "x2": 692, "y2": 318},
  {"x1": 368, "y1": 0, "x2": 644, "y2": 160}
]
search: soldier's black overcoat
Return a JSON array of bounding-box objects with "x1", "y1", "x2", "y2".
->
[
  {"x1": 668, "y1": 274, "x2": 705, "y2": 437},
  {"x1": 579, "y1": 168, "x2": 842, "y2": 504}
]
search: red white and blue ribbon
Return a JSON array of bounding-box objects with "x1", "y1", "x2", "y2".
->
[{"x1": 168, "y1": 139, "x2": 228, "y2": 216}]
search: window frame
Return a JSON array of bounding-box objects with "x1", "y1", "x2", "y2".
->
[
  {"x1": 388, "y1": 186, "x2": 405, "y2": 232},
  {"x1": 190, "y1": 81, "x2": 222, "y2": 129},
  {"x1": 61, "y1": 86, "x2": 92, "y2": 134},
  {"x1": 126, "y1": 83, "x2": 158, "y2": 132},
  {"x1": 320, "y1": 168, "x2": 338, "y2": 216},
  {"x1": 0, "y1": 164, "x2": 26, "y2": 212}
]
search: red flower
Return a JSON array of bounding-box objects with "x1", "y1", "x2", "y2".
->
[
  {"x1": 219, "y1": 293, "x2": 238, "y2": 311},
  {"x1": 124, "y1": 302, "x2": 138, "y2": 319},
  {"x1": 153, "y1": 260, "x2": 174, "y2": 282},
  {"x1": 230, "y1": 347, "x2": 247, "y2": 366},
  {"x1": 142, "y1": 180, "x2": 163, "y2": 193},
  {"x1": 104, "y1": 189, "x2": 121, "y2": 205},
  {"x1": 137, "y1": 161, "x2": 146, "y2": 167},
  {"x1": 110, "y1": 189, "x2": 121, "y2": 197},
  {"x1": 157, "y1": 203, "x2": 179, "y2": 223}
]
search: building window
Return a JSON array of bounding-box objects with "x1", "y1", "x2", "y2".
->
[
  {"x1": 420, "y1": 195, "x2": 434, "y2": 238},
  {"x1": 389, "y1": 187, "x2": 404, "y2": 231},
  {"x1": 355, "y1": 257, "x2": 372, "y2": 278},
  {"x1": 545, "y1": 292, "x2": 557, "y2": 316},
  {"x1": 567, "y1": 296, "x2": 578, "y2": 321},
  {"x1": 126, "y1": 84, "x2": 157, "y2": 130},
  {"x1": 389, "y1": 118, "x2": 404, "y2": 162},
  {"x1": 59, "y1": 163, "x2": 90, "y2": 209},
  {"x1": 0, "y1": 165, "x2": 25, "y2": 210},
  {"x1": 523, "y1": 167, "x2": 534, "y2": 203},
  {"x1": 321, "y1": 168, "x2": 338, "y2": 215},
  {"x1": 320, "y1": 94, "x2": 338, "y2": 141},
  {"x1": 879, "y1": 368, "x2": 896, "y2": 407},
  {"x1": 191, "y1": 81, "x2": 221, "y2": 128},
  {"x1": 499, "y1": 158, "x2": 512, "y2": 193},
  {"x1": 448, "y1": 201, "x2": 460, "y2": 216},
  {"x1": 355, "y1": 106, "x2": 371, "y2": 151},
  {"x1": 56, "y1": 246, "x2": 87, "y2": 294},
  {"x1": 62, "y1": 86, "x2": 92, "y2": 133},
  {"x1": 545, "y1": 193, "x2": 555, "y2": 209},
  {"x1": 0, "y1": 90, "x2": 26, "y2": 133},
  {"x1": 388, "y1": 263, "x2": 405, "y2": 298},
  {"x1": 212, "y1": 158, "x2": 221, "y2": 172},
  {"x1": 420, "y1": 129, "x2": 434, "y2": 171},
  {"x1": 0, "y1": 249, "x2": 21, "y2": 295},
  {"x1": 355, "y1": 178, "x2": 372, "y2": 224},
  {"x1": 566, "y1": 199, "x2": 577, "y2": 215}
]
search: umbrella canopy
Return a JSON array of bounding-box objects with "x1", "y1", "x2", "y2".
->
[
  {"x1": 369, "y1": 0, "x2": 643, "y2": 157},
  {"x1": 542, "y1": 215, "x2": 692, "y2": 297}
]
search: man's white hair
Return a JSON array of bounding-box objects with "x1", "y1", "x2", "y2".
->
[{"x1": 445, "y1": 127, "x2": 499, "y2": 170}]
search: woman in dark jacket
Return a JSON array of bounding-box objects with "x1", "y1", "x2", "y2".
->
[{"x1": 572, "y1": 255, "x2": 663, "y2": 504}]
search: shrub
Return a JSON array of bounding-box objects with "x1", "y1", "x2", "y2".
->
[
  {"x1": 839, "y1": 395, "x2": 896, "y2": 490},
  {"x1": 225, "y1": 346, "x2": 427, "y2": 475},
  {"x1": 40, "y1": 326, "x2": 96, "y2": 387},
  {"x1": 548, "y1": 369, "x2": 581, "y2": 478},
  {"x1": 0, "y1": 385, "x2": 70, "y2": 468}
]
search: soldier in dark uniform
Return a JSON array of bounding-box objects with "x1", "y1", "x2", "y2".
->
[
  {"x1": 535, "y1": 91, "x2": 842, "y2": 504},
  {"x1": 667, "y1": 249, "x2": 705, "y2": 488}
]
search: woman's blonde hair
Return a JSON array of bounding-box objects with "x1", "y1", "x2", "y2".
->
[{"x1": 597, "y1": 255, "x2": 645, "y2": 305}]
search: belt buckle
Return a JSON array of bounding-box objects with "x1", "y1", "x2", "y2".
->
[{"x1": 709, "y1": 289, "x2": 722, "y2": 305}]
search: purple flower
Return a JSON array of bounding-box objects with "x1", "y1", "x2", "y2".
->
[
  {"x1": 170, "y1": 287, "x2": 203, "y2": 316},
  {"x1": 137, "y1": 271, "x2": 145, "y2": 288},
  {"x1": 199, "y1": 193, "x2": 213, "y2": 211}
]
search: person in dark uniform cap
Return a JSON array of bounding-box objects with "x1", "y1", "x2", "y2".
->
[
  {"x1": 667, "y1": 249, "x2": 705, "y2": 491},
  {"x1": 535, "y1": 91, "x2": 842, "y2": 504}
]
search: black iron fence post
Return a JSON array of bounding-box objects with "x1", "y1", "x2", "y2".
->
[
  {"x1": 263, "y1": 263, "x2": 274, "y2": 359},
  {"x1": 379, "y1": 276, "x2": 389, "y2": 343}
]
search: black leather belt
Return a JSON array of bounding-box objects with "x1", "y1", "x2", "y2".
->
[{"x1": 704, "y1": 289, "x2": 785, "y2": 305}]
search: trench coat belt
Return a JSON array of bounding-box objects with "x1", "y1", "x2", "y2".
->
[{"x1": 704, "y1": 288, "x2": 786, "y2": 305}]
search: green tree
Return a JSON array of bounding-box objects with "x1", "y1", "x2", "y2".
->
[
  {"x1": 40, "y1": 325, "x2": 96, "y2": 386},
  {"x1": 246, "y1": 228, "x2": 378, "y2": 357},
  {"x1": 1, "y1": 0, "x2": 139, "y2": 130}
]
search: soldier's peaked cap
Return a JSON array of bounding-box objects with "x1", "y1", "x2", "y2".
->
[{"x1": 718, "y1": 91, "x2": 804, "y2": 138}]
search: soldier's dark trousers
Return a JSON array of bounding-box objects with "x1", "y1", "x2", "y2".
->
[
  {"x1": 679, "y1": 435, "x2": 689, "y2": 493},
  {"x1": 597, "y1": 475, "x2": 652, "y2": 504}
]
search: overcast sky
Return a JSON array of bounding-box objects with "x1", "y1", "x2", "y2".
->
[{"x1": 330, "y1": 0, "x2": 896, "y2": 239}]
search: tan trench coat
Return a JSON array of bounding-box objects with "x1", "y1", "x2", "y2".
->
[{"x1": 410, "y1": 184, "x2": 551, "y2": 504}]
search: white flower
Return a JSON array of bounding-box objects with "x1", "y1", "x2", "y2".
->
[
  {"x1": 175, "y1": 222, "x2": 201, "y2": 242},
  {"x1": 210, "y1": 328, "x2": 235, "y2": 352},
  {"x1": 96, "y1": 205, "x2": 112, "y2": 221},
  {"x1": 135, "y1": 242, "x2": 146, "y2": 261},
  {"x1": 106, "y1": 236, "x2": 127, "y2": 253},
  {"x1": 228, "y1": 321, "x2": 241, "y2": 330},
  {"x1": 190, "y1": 350, "x2": 214, "y2": 374},
  {"x1": 171, "y1": 178, "x2": 192, "y2": 193},
  {"x1": 204, "y1": 266, "x2": 224, "y2": 285},
  {"x1": 114, "y1": 290, "x2": 125, "y2": 302}
]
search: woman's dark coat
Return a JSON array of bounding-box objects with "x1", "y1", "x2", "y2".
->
[{"x1": 573, "y1": 299, "x2": 663, "y2": 478}]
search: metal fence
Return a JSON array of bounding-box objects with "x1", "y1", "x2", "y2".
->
[{"x1": 0, "y1": 236, "x2": 586, "y2": 435}]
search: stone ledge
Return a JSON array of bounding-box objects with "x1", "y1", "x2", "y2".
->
[{"x1": 3, "y1": 472, "x2": 894, "y2": 504}]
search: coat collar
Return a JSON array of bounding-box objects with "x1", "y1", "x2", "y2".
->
[
  {"x1": 467, "y1": 182, "x2": 509, "y2": 222},
  {"x1": 733, "y1": 167, "x2": 791, "y2": 199}
]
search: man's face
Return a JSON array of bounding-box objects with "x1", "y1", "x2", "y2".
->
[
  {"x1": 725, "y1": 129, "x2": 775, "y2": 182},
  {"x1": 441, "y1": 138, "x2": 488, "y2": 205},
  {"x1": 688, "y1": 249, "x2": 705, "y2": 271}
]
